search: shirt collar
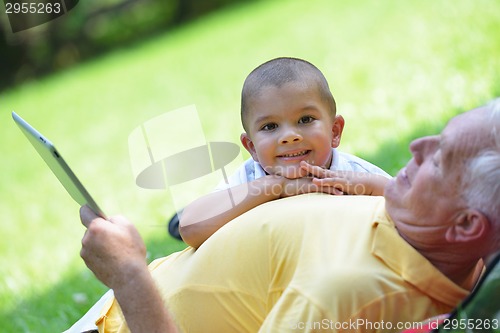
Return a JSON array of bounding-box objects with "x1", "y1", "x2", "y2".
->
[{"x1": 371, "y1": 202, "x2": 471, "y2": 307}]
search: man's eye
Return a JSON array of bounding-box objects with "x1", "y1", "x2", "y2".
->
[
  {"x1": 261, "y1": 123, "x2": 277, "y2": 131},
  {"x1": 433, "y1": 151, "x2": 441, "y2": 167},
  {"x1": 432, "y1": 156, "x2": 440, "y2": 167},
  {"x1": 299, "y1": 116, "x2": 314, "y2": 124}
]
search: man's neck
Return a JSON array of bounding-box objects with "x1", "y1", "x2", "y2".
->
[
  {"x1": 417, "y1": 249, "x2": 483, "y2": 289},
  {"x1": 394, "y1": 225, "x2": 483, "y2": 288}
]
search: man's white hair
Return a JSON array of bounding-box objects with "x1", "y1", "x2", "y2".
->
[{"x1": 461, "y1": 98, "x2": 500, "y2": 234}]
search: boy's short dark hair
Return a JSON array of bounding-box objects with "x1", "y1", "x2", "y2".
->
[{"x1": 240, "y1": 57, "x2": 337, "y2": 132}]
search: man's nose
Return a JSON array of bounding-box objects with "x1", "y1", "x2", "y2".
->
[{"x1": 409, "y1": 135, "x2": 439, "y2": 165}]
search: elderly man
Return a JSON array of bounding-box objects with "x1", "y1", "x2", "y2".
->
[{"x1": 78, "y1": 99, "x2": 500, "y2": 332}]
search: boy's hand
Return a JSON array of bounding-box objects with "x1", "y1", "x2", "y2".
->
[
  {"x1": 280, "y1": 176, "x2": 343, "y2": 198},
  {"x1": 300, "y1": 161, "x2": 387, "y2": 195}
]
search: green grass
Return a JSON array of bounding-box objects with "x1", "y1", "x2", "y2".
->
[{"x1": 0, "y1": 0, "x2": 499, "y2": 331}]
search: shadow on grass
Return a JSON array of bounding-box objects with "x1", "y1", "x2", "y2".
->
[
  {"x1": 357, "y1": 115, "x2": 452, "y2": 176},
  {"x1": 369, "y1": 99, "x2": 500, "y2": 176},
  {"x1": 0, "y1": 232, "x2": 187, "y2": 333}
]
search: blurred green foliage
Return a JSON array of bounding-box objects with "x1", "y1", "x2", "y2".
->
[{"x1": 0, "y1": 0, "x2": 255, "y2": 90}]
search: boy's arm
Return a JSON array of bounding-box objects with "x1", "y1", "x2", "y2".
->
[
  {"x1": 179, "y1": 175, "x2": 284, "y2": 248},
  {"x1": 179, "y1": 174, "x2": 339, "y2": 248},
  {"x1": 300, "y1": 161, "x2": 390, "y2": 196}
]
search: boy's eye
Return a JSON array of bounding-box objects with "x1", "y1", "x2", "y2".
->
[
  {"x1": 299, "y1": 116, "x2": 315, "y2": 124},
  {"x1": 261, "y1": 123, "x2": 277, "y2": 131}
]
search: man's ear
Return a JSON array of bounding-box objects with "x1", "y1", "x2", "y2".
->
[
  {"x1": 331, "y1": 115, "x2": 345, "y2": 148},
  {"x1": 445, "y1": 209, "x2": 490, "y2": 243},
  {"x1": 240, "y1": 133, "x2": 259, "y2": 162}
]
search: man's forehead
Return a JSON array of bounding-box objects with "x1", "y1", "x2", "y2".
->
[
  {"x1": 446, "y1": 106, "x2": 488, "y2": 133},
  {"x1": 443, "y1": 107, "x2": 490, "y2": 157}
]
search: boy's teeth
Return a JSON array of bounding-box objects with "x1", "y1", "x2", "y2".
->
[{"x1": 283, "y1": 151, "x2": 307, "y2": 157}]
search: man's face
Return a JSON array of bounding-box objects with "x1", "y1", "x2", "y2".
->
[
  {"x1": 241, "y1": 82, "x2": 343, "y2": 179},
  {"x1": 385, "y1": 107, "x2": 490, "y2": 245}
]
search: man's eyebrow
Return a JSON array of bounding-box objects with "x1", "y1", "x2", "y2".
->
[
  {"x1": 439, "y1": 135, "x2": 454, "y2": 169},
  {"x1": 438, "y1": 135, "x2": 445, "y2": 153}
]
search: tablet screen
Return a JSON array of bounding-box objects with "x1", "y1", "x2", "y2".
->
[{"x1": 12, "y1": 112, "x2": 106, "y2": 218}]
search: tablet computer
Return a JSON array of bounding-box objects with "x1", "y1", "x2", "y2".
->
[{"x1": 12, "y1": 111, "x2": 107, "y2": 219}]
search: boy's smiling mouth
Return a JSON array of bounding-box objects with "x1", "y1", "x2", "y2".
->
[{"x1": 277, "y1": 150, "x2": 311, "y2": 158}]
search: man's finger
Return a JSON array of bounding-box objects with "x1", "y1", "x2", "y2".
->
[
  {"x1": 80, "y1": 205, "x2": 100, "y2": 229},
  {"x1": 108, "y1": 215, "x2": 131, "y2": 227}
]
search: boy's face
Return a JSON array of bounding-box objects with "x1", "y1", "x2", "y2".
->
[{"x1": 240, "y1": 82, "x2": 344, "y2": 179}]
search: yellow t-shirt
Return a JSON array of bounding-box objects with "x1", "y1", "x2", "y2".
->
[{"x1": 97, "y1": 194, "x2": 472, "y2": 332}]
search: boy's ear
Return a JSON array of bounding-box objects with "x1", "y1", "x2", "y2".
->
[
  {"x1": 331, "y1": 115, "x2": 345, "y2": 148},
  {"x1": 445, "y1": 209, "x2": 490, "y2": 243},
  {"x1": 240, "y1": 133, "x2": 259, "y2": 162}
]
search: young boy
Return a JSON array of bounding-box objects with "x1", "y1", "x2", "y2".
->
[{"x1": 176, "y1": 57, "x2": 390, "y2": 248}]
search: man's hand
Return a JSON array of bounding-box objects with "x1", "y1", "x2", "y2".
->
[
  {"x1": 80, "y1": 206, "x2": 179, "y2": 332},
  {"x1": 80, "y1": 205, "x2": 148, "y2": 289}
]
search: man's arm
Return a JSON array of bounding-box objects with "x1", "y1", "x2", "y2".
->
[{"x1": 79, "y1": 206, "x2": 178, "y2": 333}]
